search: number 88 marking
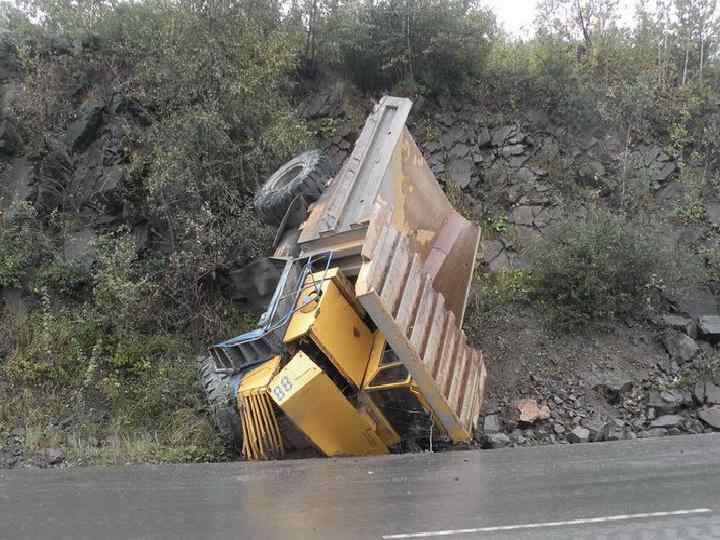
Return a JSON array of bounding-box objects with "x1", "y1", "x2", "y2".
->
[{"x1": 272, "y1": 376, "x2": 293, "y2": 402}]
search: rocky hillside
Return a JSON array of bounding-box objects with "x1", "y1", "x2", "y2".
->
[{"x1": 2, "y1": 0, "x2": 720, "y2": 467}]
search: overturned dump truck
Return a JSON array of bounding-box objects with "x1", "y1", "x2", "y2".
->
[{"x1": 199, "y1": 97, "x2": 487, "y2": 460}]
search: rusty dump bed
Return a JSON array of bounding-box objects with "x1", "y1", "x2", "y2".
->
[{"x1": 296, "y1": 96, "x2": 487, "y2": 442}]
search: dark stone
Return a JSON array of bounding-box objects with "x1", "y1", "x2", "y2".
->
[
  {"x1": 65, "y1": 98, "x2": 105, "y2": 151},
  {"x1": 483, "y1": 414, "x2": 501, "y2": 433},
  {"x1": 441, "y1": 126, "x2": 467, "y2": 150},
  {"x1": 481, "y1": 240, "x2": 504, "y2": 264},
  {"x1": 491, "y1": 125, "x2": 515, "y2": 147},
  {"x1": 647, "y1": 389, "x2": 686, "y2": 414},
  {"x1": 45, "y1": 447, "x2": 65, "y2": 465},
  {"x1": 650, "y1": 415, "x2": 684, "y2": 428},
  {"x1": 594, "y1": 379, "x2": 633, "y2": 405},
  {"x1": 450, "y1": 143, "x2": 470, "y2": 159},
  {"x1": 476, "y1": 127, "x2": 491, "y2": 147},
  {"x1": 509, "y1": 205, "x2": 535, "y2": 227},
  {"x1": 683, "y1": 417, "x2": 705, "y2": 433},
  {"x1": 480, "y1": 432, "x2": 511, "y2": 449},
  {"x1": 662, "y1": 332, "x2": 699, "y2": 364},
  {"x1": 302, "y1": 86, "x2": 344, "y2": 119},
  {"x1": 663, "y1": 286, "x2": 719, "y2": 322},
  {"x1": 705, "y1": 202, "x2": 720, "y2": 226},
  {"x1": 662, "y1": 314, "x2": 698, "y2": 339},
  {"x1": 696, "y1": 381, "x2": 720, "y2": 405},
  {"x1": 488, "y1": 251, "x2": 510, "y2": 273},
  {"x1": 447, "y1": 158, "x2": 474, "y2": 188},
  {"x1": 602, "y1": 419, "x2": 626, "y2": 441},
  {"x1": 698, "y1": 406, "x2": 720, "y2": 429},
  {"x1": 567, "y1": 426, "x2": 590, "y2": 443},
  {"x1": 501, "y1": 144, "x2": 525, "y2": 157},
  {"x1": 706, "y1": 382, "x2": 720, "y2": 405}
]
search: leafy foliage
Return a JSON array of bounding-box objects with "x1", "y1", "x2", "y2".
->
[{"x1": 527, "y1": 208, "x2": 696, "y2": 330}]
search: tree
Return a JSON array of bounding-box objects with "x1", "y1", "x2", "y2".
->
[
  {"x1": 535, "y1": 0, "x2": 620, "y2": 49},
  {"x1": 674, "y1": 0, "x2": 718, "y2": 83}
]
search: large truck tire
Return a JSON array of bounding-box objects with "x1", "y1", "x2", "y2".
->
[
  {"x1": 254, "y1": 149, "x2": 330, "y2": 227},
  {"x1": 198, "y1": 356, "x2": 244, "y2": 455}
]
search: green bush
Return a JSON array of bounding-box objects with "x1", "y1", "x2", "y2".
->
[
  {"x1": 0, "y1": 202, "x2": 49, "y2": 288},
  {"x1": 527, "y1": 208, "x2": 692, "y2": 330}
]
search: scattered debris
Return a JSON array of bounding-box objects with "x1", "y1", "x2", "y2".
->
[{"x1": 514, "y1": 399, "x2": 551, "y2": 424}]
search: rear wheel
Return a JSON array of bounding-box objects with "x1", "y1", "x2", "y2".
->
[
  {"x1": 198, "y1": 356, "x2": 243, "y2": 455},
  {"x1": 254, "y1": 149, "x2": 330, "y2": 227}
]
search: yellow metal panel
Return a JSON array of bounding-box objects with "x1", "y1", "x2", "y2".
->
[
  {"x1": 236, "y1": 357, "x2": 285, "y2": 461},
  {"x1": 358, "y1": 391, "x2": 401, "y2": 447},
  {"x1": 284, "y1": 270, "x2": 374, "y2": 389},
  {"x1": 269, "y1": 351, "x2": 388, "y2": 457},
  {"x1": 238, "y1": 356, "x2": 282, "y2": 395}
]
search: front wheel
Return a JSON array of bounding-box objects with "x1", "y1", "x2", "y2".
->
[{"x1": 198, "y1": 356, "x2": 243, "y2": 455}]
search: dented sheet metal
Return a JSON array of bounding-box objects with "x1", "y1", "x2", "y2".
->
[{"x1": 356, "y1": 214, "x2": 486, "y2": 442}]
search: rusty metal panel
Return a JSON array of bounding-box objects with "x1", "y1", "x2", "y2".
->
[
  {"x1": 298, "y1": 97, "x2": 413, "y2": 247},
  {"x1": 356, "y1": 220, "x2": 487, "y2": 441}
]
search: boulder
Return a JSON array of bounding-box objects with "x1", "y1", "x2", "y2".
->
[
  {"x1": 301, "y1": 85, "x2": 344, "y2": 119},
  {"x1": 488, "y1": 251, "x2": 511, "y2": 273},
  {"x1": 447, "y1": 158, "x2": 474, "y2": 188},
  {"x1": 664, "y1": 286, "x2": 720, "y2": 320},
  {"x1": 662, "y1": 314, "x2": 698, "y2": 339},
  {"x1": 567, "y1": 426, "x2": 590, "y2": 444},
  {"x1": 705, "y1": 202, "x2": 720, "y2": 227},
  {"x1": 698, "y1": 406, "x2": 720, "y2": 429},
  {"x1": 650, "y1": 415, "x2": 684, "y2": 428},
  {"x1": 450, "y1": 143, "x2": 470, "y2": 159},
  {"x1": 481, "y1": 240, "x2": 504, "y2": 264},
  {"x1": 441, "y1": 126, "x2": 469, "y2": 150},
  {"x1": 501, "y1": 144, "x2": 525, "y2": 157},
  {"x1": 641, "y1": 428, "x2": 668, "y2": 438},
  {"x1": 695, "y1": 380, "x2": 720, "y2": 405},
  {"x1": 491, "y1": 125, "x2": 515, "y2": 147},
  {"x1": 594, "y1": 378, "x2": 633, "y2": 405},
  {"x1": 476, "y1": 127, "x2": 491, "y2": 147},
  {"x1": 509, "y1": 205, "x2": 535, "y2": 227},
  {"x1": 647, "y1": 389, "x2": 687, "y2": 414},
  {"x1": 514, "y1": 399, "x2": 551, "y2": 424},
  {"x1": 582, "y1": 416, "x2": 606, "y2": 442},
  {"x1": 65, "y1": 98, "x2": 105, "y2": 151},
  {"x1": 45, "y1": 447, "x2": 65, "y2": 465},
  {"x1": 662, "y1": 332, "x2": 699, "y2": 364},
  {"x1": 483, "y1": 414, "x2": 501, "y2": 433},
  {"x1": 480, "y1": 432, "x2": 511, "y2": 449},
  {"x1": 602, "y1": 419, "x2": 626, "y2": 441}
]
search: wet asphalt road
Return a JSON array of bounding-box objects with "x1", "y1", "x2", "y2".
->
[{"x1": 2, "y1": 433, "x2": 720, "y2": 540}]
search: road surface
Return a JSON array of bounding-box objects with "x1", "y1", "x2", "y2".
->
[{"x1": 2, "y1": 434, "x2": 720, "y2": 539}]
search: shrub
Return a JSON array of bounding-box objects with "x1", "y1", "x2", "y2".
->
[
  {"x1": 0, "y1": 202, "x2": 49, "y2": 288},
  {"x1": 527, "y1": 208, "x2": 694, "y2": 330}
]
